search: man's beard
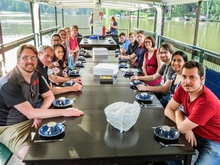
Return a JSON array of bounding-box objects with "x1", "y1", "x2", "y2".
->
[{"x1": 21, "y1": 64, "x2": 35, "y2": 73}]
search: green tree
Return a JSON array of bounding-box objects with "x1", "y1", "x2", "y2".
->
[
  {"x1": 210, "y1": 0, "x2": 220, "y2": 20},
  {"x1": 172, "y1": 4, "x2": 190, "y2": 17}
]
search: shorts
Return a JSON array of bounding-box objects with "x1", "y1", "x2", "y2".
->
[{"x1": 0, "y1": 119, "x2": 34, "y2": 155}]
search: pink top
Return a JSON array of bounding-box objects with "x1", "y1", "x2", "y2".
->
[
  {"x1": 69, "y1": 36, "x2": 78, "y2": 52},
  {"x1": 144, "y1": 49, "x2": 162, "y2": 86}
]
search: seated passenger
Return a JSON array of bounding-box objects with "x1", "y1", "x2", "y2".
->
[
  {"x1": 0, "y1": 44, "x2": 84, "y2": 160},
  {"x1": 134, "y1": 50, "x2": 187, "y2": 108},
  {"x1": 106, "y1": 16, "x2": 118, "y2": 35},
  {"x1": 37, "y1": 45, "x2": 82, "y2": 95},
  {"x1": 68, "y1": 25, "x2": 80, "y2": 70},
  {"x1": 165, "y1": 61, "x2": 220, "y2": 165},
  {"x1": 130, "y1": 43, "x2": 176, "y2": 102},
  {"x1": 118, "y1": 32, "x2": 130, "y2": 54},
  {"x1": 57, "y1": 29, "x2": 68, "y2": 63},
  {"x1": 64, "y1": 26, "x2": 71, "y2": 39},
  {"x1": 50, "y1": 33, "x2": 62, "y2": 46},
  {"x1": 48, "y1": 44, "x2": 68, "y2": 86},
  {"x1": 126, "y1": 32, "x2": 139, "y2": 55},
  {"x1": 118, "y1": 30, "x2": 147, "y2": 69},
  {"x1": 141, "y1": 36, "x2": 163, "y2": 86}
]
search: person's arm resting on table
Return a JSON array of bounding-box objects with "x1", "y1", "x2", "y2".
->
[
  {"x1": 118, "y1": 53, "x2": 136, "y2": 61},
  {"x1": 49, "y1": 73, "x2": 82, "y2": 84},
  {"x1": 14, "y1": 89, "x2": 83, "y2": 120},
  {"x1": 164, "y1": 98, "x2": 198, "y2": 146}
]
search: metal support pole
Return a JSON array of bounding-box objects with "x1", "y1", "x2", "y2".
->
[
  {"x1": 129, "y1": 11, "x2": 131, "y2": 32},
  {"x1": 55, "y1": 6, "x2": 58, "y2": 26},
  {"x1": 154, "y1": 6, "x2": 162, "y2": 48},
  {"x1": 161, "y1": 5, "x2": 166, "y2": 36},
  {"x1": 0, "y1": 21, "x2": 6, "y2": 76},
  {"x1": 193, "y1": 1, "x2": 201, "y2": 47},
  {"x1": 62, "y1": 8, "x2": 64, "y2": 28},
  {"x1": 30, "y1": 2, "x2": 36, "y2": 46},
  {"x1": 192, "y1": 1, "x2": 202, "y2": 61},
  {"x1": 38, "y1": 4, "x2": 42, "y2": 45},
  {"x1": 137, "y1": 9, "x2": 140, "y2": 28},
  {"x1": 153, "y1": 8, "x2": 157, "y2": 33}
]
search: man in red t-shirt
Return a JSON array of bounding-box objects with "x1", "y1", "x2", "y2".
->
[{"x1": 165, "y1": 61, "x2": 220, "y2": 165}]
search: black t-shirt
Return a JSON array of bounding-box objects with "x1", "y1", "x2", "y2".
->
[
  {"x1": 126, "y1": 40, "x2": 139, "y2": 55},
  {"x1": 36, "y1": 59, "x2": 50, "y2": 85},
  {"x1": 0, "y1": 66, "x2": 49, "y2": 126}
]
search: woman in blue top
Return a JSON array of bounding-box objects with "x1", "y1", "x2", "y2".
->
[{"x1": 106, "y1": 16, "x2": 118, "y2": 35}]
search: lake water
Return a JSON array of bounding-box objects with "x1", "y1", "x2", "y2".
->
[{"x1": 0, "y1": 12, "x2": 220, "y2": 71}]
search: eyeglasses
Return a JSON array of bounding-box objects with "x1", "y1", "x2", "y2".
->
[
  {"x1": 30, "y1": 85, "x2": 35, "y2": 98},
  {"x1": 20, "y1": 56, "x2": 38, "y2": 61},
  {"x1": 52, "y1": 39, "x2": 60, "y2": 42},
  {"x1": 159, "y1": 51, "x2": 169, "y2": 55},
  {"x1": 145, "y1": 41, "x2": 151, "y2": 44}
]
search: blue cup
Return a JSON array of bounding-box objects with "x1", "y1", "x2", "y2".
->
[
  {"x1": 160, "y1": 125, "x2": 171, "y2": 138},
  {"x1": 47, "y1": 122, "x2": 57, "y2": 134}
]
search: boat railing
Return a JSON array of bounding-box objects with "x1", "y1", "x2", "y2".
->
[
  {"x1": 0, "y1": 26, "x2": 219, "y2": 73},
  {"x1": 0, "y1": 34, "x2": 35, "y2": 53},
  {"x1": 39, "y1": 25, "x2": 60, "y2": 45},
  {"x1": 134, "y1": 28, "x2": 220, "y2": 72},
  {"x1": 77, "y1": 28, "x2": 128, "y2": 36}
]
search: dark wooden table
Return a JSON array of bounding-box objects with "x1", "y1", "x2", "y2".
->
[
  {"x1": 23, "y1": 52, "x2": 196, "y2": 165},
  {"x1": 79, "y1": 37, "x2": 117, "y2": 50}
]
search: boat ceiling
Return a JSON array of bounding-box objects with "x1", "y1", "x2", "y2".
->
[{"x1": 19, "y1": 0, "x2": 207, "y2": 10}]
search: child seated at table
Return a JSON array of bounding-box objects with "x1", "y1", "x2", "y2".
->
[{"x1": 68, "y1": 25, "x2": 80, "y2": 71}]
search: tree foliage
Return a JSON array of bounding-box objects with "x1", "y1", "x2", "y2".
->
[
  {"x1": 0, "y1": 0, "x2": 220, "y2": 20},
  {"x1": 172, "y1": 4, "x2": 190, "y2": 17}
]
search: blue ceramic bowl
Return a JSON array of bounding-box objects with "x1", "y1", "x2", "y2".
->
[
  {"x1": 154, "y1": 126, "x2": 180, "y2": 140},
  {"x1": 130, "y1": 81, "x2": 145, "y2": 86},
  {"x1": 119, "y1": 63, "x2": 127, "y2": 68},
  {"x1": 136, "y1": 93, "x2": 153, "y2": 101},
  {"x1": 119, "y1": 58, "x2": 127, "y2": 62},
  {"x1": 68, "y1": 70, "x2": 79, "y2": 76},
  {"x1": 140, "y1": 93, "x2": 151, "y2": 99},
  {"x1": 75, "y1": 62, "x2": 84, "y2": 67},
  {"x1": 125, "y1": 71, "x2": 134, "y2": 76},
  {"x1": 62, "y1": 81, "x2": 76, "y2": 87},
  {"x1": 39, "y1": 123, "x2": 65, "y2": 137},
  {"x1": 53, "y1": 98, "x2": 73, "y2": 107}
]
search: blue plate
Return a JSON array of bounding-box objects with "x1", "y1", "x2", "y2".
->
[
  {"x1": 119, "y1": 63, "x2": 127, "y2": 68},
  {"x1": 119, "y1": 58, "x2": 127, "y2": 62},
  {"x1": 124, "y1": 71, "x2": 134, "y2": 76},
  {"x1": 154, "y1": 126, "x2": 180, "y2": 140},
  {"x1": 53, "y1": 98, "x2": 73, "y2": 107},
  {"x1": 136, "y1": 93, "x2": 153, "y2": 101},
  {"x1": 39, "y1": 123, "x2": 65, "y2": 137},
  {"x1": 130, "y1": 81, "x2": 145, "y2": 86},
  {"x1": 78, "y1": 57, "x2": 86, "y2": 61},
  {"x1": 68, "y1": 70, "x2": 80, "y2": 76},
  {"x1": 75, "y1": 63, "x2": 84, "y2": 67},
  {"x1": 62, "y1": 81, "x2": 76, "y2": 87},
  {"x1": 115, "y1": 49, "x2": 120, "y2": 53}
]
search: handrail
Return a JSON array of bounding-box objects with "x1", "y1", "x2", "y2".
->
[
  {"x1": 134, "y1": 28, "x2": 220, "y2": 71},
  {"x1": 1, "y1": 26, "x2": 219, "y2": 73},
  {"x1": 40, "y1": 26, "x2": 60, "y2": 35},
  {"x1": 0, "y1": 34, "x2": 35, "y2": 53}
]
